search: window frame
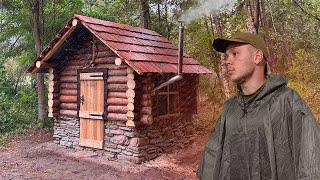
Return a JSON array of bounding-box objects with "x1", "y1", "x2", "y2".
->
[{"x1": 151, "y1": 74, "x2": 180, "y2": 119}]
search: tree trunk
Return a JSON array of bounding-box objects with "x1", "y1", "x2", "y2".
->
[
  {"x1": 31, "y1": 0, "x2": 47, "y2": 125},
  {"x1": 139, "y1": 0, "x2": 150, "y2": 28},
  {"x1": 260, "y1": 0, "x2": 277, "y2": 73},
  {"x1": 157, "y1": 0, "x2": 161, "y2": 25},
  {"x1": 245, "y1": 0, "x2": 260, "y2": 34},
  {"x1": 212, "y1": 15, "x2": 232, "y2": 99}
]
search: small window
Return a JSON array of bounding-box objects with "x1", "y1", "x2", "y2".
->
[{"x1": 151, "y1": 74, "x2": 179, "y2": 117}]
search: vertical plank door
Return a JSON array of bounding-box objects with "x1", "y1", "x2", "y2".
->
[{"x1": 79, "y1": 72, "x2": 105, "y2": 149}]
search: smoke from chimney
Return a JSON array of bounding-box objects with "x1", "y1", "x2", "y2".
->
[{"x1": 180, "y1": 0, "x2": 236, "y2": 23}]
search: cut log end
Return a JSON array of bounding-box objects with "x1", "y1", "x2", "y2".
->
[
  {"x1": 115, "y1": 58, "x2": 123, "y2": 66},
  {"x1": 126, "y1": 120, "x2": 135, "y2": 127},
  {"x1": 72, "y1": 19, "x2": 78, "y2": 26}
]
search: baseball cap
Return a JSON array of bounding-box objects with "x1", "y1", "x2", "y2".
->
[{"x1": 212, "y1": 32, "x2": 269, "y2": 60}]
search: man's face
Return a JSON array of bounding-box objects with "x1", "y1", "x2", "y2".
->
[{"x1": 225, "y1": 43, "x2": 257, "y2": 84}]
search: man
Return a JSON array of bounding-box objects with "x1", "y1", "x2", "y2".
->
[{"x1": 197, "y1": 32, "x2": 320, "y2": 180}]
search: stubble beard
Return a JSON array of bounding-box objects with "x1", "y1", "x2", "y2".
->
[{"x1": 229, "y1": 67, "x2": 255, "y2": 85}]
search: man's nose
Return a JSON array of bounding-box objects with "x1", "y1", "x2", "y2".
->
[{"x1": 226, "y1": 55, "x2": 232, "y2": 65}]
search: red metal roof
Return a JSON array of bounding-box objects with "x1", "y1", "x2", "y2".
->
[{"x1": 28, "y1": 14, "x2": 212, "y2": 74}]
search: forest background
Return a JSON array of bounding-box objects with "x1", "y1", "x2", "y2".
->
[{"x1": 0, "y1": 0, "x2": 319, "y2": 144}]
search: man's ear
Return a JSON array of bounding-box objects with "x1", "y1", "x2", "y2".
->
[{"x1": 253, "y1": 49, "x2": 264, "y2": 65}]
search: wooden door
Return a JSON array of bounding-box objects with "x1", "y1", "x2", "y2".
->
[{"x1": 79, "y1": 72, "x2": 105, "y2": 149}]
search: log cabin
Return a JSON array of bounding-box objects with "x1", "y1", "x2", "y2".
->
[{"x1": 28, "y1": 14, "x2": 212, "y2": 163}]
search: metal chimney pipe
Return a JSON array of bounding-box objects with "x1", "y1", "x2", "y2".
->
[
  {"x1": 152, "y1": 21, "x2": 184, "y2": 92},
  {"x1": 177, "y1": 21, "x2": 184, "y2": 75}
]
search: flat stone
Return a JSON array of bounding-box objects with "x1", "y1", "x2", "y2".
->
[
  {"x1": 109, "y1": 124, "x2": 118, "y2": 130},
  {"x1": 121, "y1": 150, "x2": 133, "y2": 156},
  {"x1": 104, "y1": 148, "x2": 121, "y2": 153},
  {"x1": 110, "y1": 129, "x2": 124, "y2": 135},
  {"x1": 129, "y1": 138, "x2": 138, "y2": 147},
  {"x1": 117, "y1": 145, "x2": 126, "y2": 150},
  {"x1": 119, "y1": 126, "x2": 133, "y2": 131},
  {"x1": 124, "y1": 131, "x2": 137, "y2": 138},
  {"x1": 104, "y1": 142, "x2": 117, "y2": 149},
  {"x1": 110, "y1": 135, "x2": 128, "y2": 145}
]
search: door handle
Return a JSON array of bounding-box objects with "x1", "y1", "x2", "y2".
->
[{"x1": 80, "y1": 95, "x2": 84, "y2": 104}]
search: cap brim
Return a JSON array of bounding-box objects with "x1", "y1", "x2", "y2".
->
[{"x1": 212, "y1": 38, "x2": 249, "y2": 53}]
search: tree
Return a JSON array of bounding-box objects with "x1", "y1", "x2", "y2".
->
[
  {"x1": 139, "y1": 0, "x2": 150, "y2": 28},
  {"x1": 212, "y1": 15, "x2": 232, "y2": 98},
  {"x1": 30, "y1": 0, "x2": 46, "y2": 125}
]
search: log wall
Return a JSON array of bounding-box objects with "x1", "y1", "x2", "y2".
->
[{"x1": 52, "y1": 34, "x2": 132, "y2": 121}]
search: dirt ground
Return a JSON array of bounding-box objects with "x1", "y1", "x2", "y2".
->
[{"x1": 0, "y1": 125, "x2": 212, "y2": 180}]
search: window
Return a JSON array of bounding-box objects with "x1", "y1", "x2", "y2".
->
[{"x1": 151, "y1": 74, "x2": 179, "y2": 117}]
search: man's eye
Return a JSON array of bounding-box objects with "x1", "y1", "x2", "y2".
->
[{"x1": 232, "y1": 52, "x2": 237, "y2": 56}]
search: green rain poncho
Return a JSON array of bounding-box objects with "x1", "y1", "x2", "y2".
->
[{"x1": 198, "y1": 75, "x2": 320, "y2": 180}]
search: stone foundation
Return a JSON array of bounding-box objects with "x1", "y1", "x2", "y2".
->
[{"x1": 53, "y1": 115, "x2": 194, "y2": 163}]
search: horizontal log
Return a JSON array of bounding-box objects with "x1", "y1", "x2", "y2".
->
[
  {"x1": 141, "y1": 107, "x2": 152, "y2": 115},
  {"x1": 107, "y1": 98, "x2": 128, "y2": 105},
  {"x1": 48, "y1": 80, "x2": 59, "y2": 87},
  {"x1": 61, "y1": 65, "x2": 82, "y2": 71},
  {"x1": 127, "y1": 103, "x2": 134, "y2": 111},
  {"x1": 66, "y1": 59, "x2": 86, "y2": 66},
  {"x1": 94, "y1": 57, "x2": 116, "y2": 64},
  {"x1": 48, "y1": 85, "x2": 59, "y2": 93},
  {"x1": 125, "y1": 119, "x2": 135, "y2": 127},
  {"x1": 126, "y1": 89, "x2": 135, "y2": 98},
  {"x1": 74, "y1": 47, "x2": 91, "y2": 55},
  {"x1": 107, "y1": 84, "x2": 127, "y2": 92},
  {"x1": 115, "y1": 58, "x2": 122, "y2": 65},
  {"x1": 142, "y1": 94, "x2": 150, "y2": 100},
  {"x1": 141, "y1": 99, "x2": 151, "y2": 107},
  {"x1": 48, "y1": 112, "x2": 59, "y2": 118},
  {"x1": 48, "y1": 99, "x2": 60, "y2": 107},
  {"x1": 48, "y1": 93, "x2": 59, "y2": 100},
  {"x1": 107, "y1": 113, "x2": 127, "y2": 121},
  {"x1": 128, "y1": 97, "x2": 134, "y2": 103},
  {"x1": 107, "y1": 76, "x2": 127, "y2": 83},
  {"x1": 60, "y1": 83, "x2": 77, "y2": 89},
  {"x1": 126, "y1": 111, "x2": 134, "y2": 118},
  {"x1": 72, "y1": 54, "x2": 90, "y2": 61},
  {"x1": 107, "y1": 105, "x2": 127, "y2": 113},
  {"x1": 127, "y1": 79, "x2": 136, "y2": 89},
  {"x1": 48, "y1": 107, "x2": 59, "y2": 113},
  {"x1": 59, "y1": 95, "x2": 77, "y2": 103},
  {"x1": 48, "y1": 72, "x2": 59, "y2": 81},
  {"x1": 127, "y1": 68, "x2": 134, "y2": 74},
  {"x1": 60, "y1": 76, "x2": 77, "y2": 83},
  {"x1": 96, "y1": 50, "x2": 116, "y2": 58},
  {"x1": 60, "y1": 69, "x2": 77, "y2": 76},
  {"x1": 142, "y1": 85, "x2": 151, "y2": 92},
  {"x1": 60, "y1": 109, "x2": 78, "y2": 117},
  {"x1": 36, "y1": 61, "x2": 54, "y2": 68},
  {"x1": 108, "y1": 69, "x2": 127, "y2": 76},
  {"x1": 60, "y1": 103, "x2": 78, "y2": 110},
  {"x1": 108, "y1": 92, "x2": 127, "y2": 98},
  {"x1": 60, "y1": 89, "x2": 77, "y2": 96},
  {"x1": 95, "y1": 64, "x2": 127, "y2": 70},
  {"x1": 127, "y1": 73, "x2": 134, "y2": 80},
  {"x1": 140, "y1": 115, "x2": 152, "y2": 125}
]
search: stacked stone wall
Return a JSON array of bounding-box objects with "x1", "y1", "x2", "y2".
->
[{"x1": 53, "y1": 115, "x2": 193, "y2": 163}]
